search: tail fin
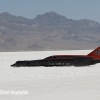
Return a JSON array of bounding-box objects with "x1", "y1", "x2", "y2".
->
[{"x1": 87, "y1": 47, "x2": 100, "y2": 59}]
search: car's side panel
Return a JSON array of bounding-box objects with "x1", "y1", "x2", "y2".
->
[
  {"x1": 11, "y1": 57, "x2": 92, "y2": 67},
  {"x1": 73, "y1": 58, "x2": 92, "y2": 66}
]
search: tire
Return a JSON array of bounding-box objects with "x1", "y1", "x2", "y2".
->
[{"x1": 73, "y1": 59, "x2": 80, "y2": 66}]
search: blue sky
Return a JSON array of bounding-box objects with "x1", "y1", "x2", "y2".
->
[{"x1": 0, "y1": 0, "x2": 100, "y2": 23}]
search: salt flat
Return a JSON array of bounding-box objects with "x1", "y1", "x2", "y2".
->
[{"x1": 0, "y1": 50, "x2": 100, "y2": 100}]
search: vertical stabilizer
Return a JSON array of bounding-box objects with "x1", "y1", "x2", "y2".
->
[{"x1": 87, "y1": 47, "x2": 100, "y2": 59}]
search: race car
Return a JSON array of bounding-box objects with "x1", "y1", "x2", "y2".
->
[{"x1": 11, "y1": 47, "x2": 100, "y2": 67}]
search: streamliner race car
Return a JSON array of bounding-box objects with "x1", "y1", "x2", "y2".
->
[{"x1": 11, "y1": 47, "x2": 100, "y2": 67}]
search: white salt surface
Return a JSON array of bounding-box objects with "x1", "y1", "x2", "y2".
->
[{"x1": 0, "y1": 50, "x2": 100, "y2": 100}]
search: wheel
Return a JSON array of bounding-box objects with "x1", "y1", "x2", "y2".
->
[
  {"x1": 26, "y1": 62, "x2": 29, "y2": 66},
  {"x1": 73, "y1": 59, "x2": 80, "y2": 66}
]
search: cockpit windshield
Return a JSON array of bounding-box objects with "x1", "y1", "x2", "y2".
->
[{"x1": 44, "y1": 56, "x2": 56, "y2": 59}]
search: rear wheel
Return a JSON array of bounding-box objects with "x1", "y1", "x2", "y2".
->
[{"x1": 73, "y1": 59, "x2": 80, "y2": 66}]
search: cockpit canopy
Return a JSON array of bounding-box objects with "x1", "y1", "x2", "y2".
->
[{"x1": 44, "y1": 56, "x2": 56, "y2": 59}]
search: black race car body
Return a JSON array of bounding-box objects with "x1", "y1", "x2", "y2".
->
[{"x1": 11, "y1": 47, "x2": 100, "y2": 67}]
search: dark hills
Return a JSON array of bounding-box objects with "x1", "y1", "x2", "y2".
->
[{"x1": 0, "y1": 11, "x2": 100, "y2": 51}]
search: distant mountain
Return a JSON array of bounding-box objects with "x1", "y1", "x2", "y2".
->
[{"x1": 0, "y1": 11, "x2": 100, "y2": 51}]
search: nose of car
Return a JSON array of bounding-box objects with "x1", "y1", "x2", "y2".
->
[{"x1": 11, "y1": 64, "x2": 15, "y2": 67}]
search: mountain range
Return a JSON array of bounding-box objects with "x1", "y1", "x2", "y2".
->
[{"x1": 0, "y1": 11, "x2": 100, "y2": 51}]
